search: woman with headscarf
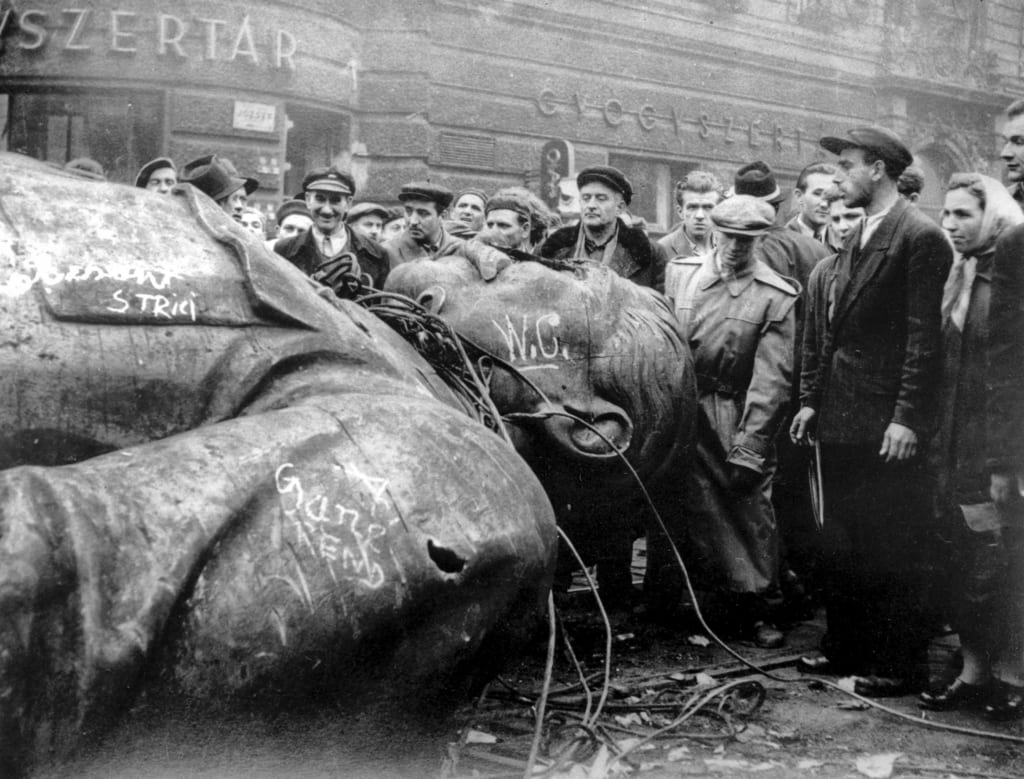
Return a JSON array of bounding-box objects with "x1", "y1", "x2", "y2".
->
[{"x1": 919, "y1": 173, "x2": 1024, "y2": 719}]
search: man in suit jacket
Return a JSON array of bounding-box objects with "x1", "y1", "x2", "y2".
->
[
  {"x1": 657, "y1": 170, "x2": 723, "y2": 259},
  {"x1": 539, "y1": 166, "x2": 669, "y2": 293},
  {"x1": 789, "y1": 126, "x2": 952, "y2": 697},
  {"x1": 274, "y1": 167, "x2": 390, "y2": 297}
]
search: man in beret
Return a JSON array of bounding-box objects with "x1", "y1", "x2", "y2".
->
[
  {"x1": 790, "y1": 126, "x2": 952, "y2": 697},
  {"x1": 387, "y1": 181, "x2": 466, "y2": 265},
  {"x1": 447, "y1": 188, "x2": 489, "y2": 238},
  {"x1": 480, "y1": 193, "x2": 534, "y2": 252},
  {"x1": 274, "y1": 166, "x2": 391, "y2": 296},
  {"x1": 659, "y1": 171, "x2": 724, "y2": 259},
  {"x1": 649, "y1": 195, "x2": 798, "y2": 648},
  {"x1": 538, "y1": 165, "x2": 669, "y2": 292},
  {"x1": 135, "y1": 157, "x2": 177, "y2": 195},
  {"x1": 345, "y1": 202, "x2": 389, "y2": 243}
]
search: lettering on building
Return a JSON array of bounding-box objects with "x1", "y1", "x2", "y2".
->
[{"x1": 0, "y1": 8, "x2": 297, "y2": 71}]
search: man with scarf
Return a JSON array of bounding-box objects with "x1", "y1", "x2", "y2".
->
[{"x1": 539, "y1": 166, "x2": 669, "y2": 293}]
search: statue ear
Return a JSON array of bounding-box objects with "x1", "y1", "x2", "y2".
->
[{"x1": 416, "y1": 285, "x2": 447, "y2": 315}]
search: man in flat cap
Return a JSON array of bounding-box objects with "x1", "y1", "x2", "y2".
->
[
  {"x1": 345, "y1": 202, "x2": 389, "y2": 243},
  {"x1": 648, "y1": 195, "x2": 798, "y2": 648},
  {"x1": 790, "y1": 126, "x2": 952, "y2": 697},
  {"x1": 274, "y1": 166, "x2": 391, "y2": 296},
  {"x1": 387, "y1": 181, "x2": 466, "y2": 265},
  {"x1": 539, "y1": 165, "x2": 669, "y2": 292},
  {"x1": 733, "y1": 161, "x2": 829, "y2": 619}
]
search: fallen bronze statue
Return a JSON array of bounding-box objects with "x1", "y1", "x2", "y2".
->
[
  {"x1": 385, "y1": 249, "x2": 697, "y2": 602},
  {"x1": 0, "y1": 153, "x2": 557, "y2": 776}
]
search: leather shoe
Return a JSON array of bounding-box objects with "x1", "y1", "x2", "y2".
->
[
  {"x1": 796, "y1": 655, "x2": 837, "y2": 675},
  {"x1": 984, "y1": 684, "x2": 1024, "y2": 721},
  {"x1": 853, "y1": 675, "x2": 911, "y2": 698},
  {"x1": 918, "y1": 678, "x2": 990, "y2": 711},
  {"x1": 753, "y1": 621, "x2": 784, "y2": 649}
]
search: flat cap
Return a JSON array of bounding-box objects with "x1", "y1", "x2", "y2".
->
[
  {"x1": 302, "y1": 166, "x2": 355, "y2": 196},
  {"x1": 275, "y1": 198, "x2": 310, "y2": 223},
  {"x1": 134, "y1": 157, "x2": 176, "y2": 188},
  {"x1": 731, "y1": 161, "x2": 784, "y2": 204},
  {"x1": 345, "y1": 202, "x2": 389, "y2": 223},
  {"x1": 710, "y1": 195, "x2": 775, "y2": 236},
  {"x1": 576, "y1": 165, "x2": 633, "y2": 204},
  {"x1": 398, "y1": 181, "x2": 454, "y2": 210},
  {"x1": 819, "y1": 126, "x2": 913, "y2": 177}
]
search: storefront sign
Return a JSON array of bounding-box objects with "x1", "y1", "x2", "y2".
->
[
  {"x1": 233, "y1": 101, "x2": 276, "y2": 133},
  {"x1": 0, "y1": 8, "x2": 297, "y2": 71},
  {"x1": 535, "y1": 88, "x2": 823, "y2": 155}
]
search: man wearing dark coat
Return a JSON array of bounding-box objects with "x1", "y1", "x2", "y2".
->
[
  {"x1": 539, "y1": 166, "x2": 669, "y2": 293},
  {"x1": 658, "y1": 171, "x2": 723, "y2": 259},
  {"x1": 790, "y1": 127, "x2": 952, "y2": 697},
  {"x1": 274, "y1": 166, "x2": 391, "y2": 296}
]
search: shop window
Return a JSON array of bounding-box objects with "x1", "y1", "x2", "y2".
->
[
  {"x1": 1, "y1": 90, "x2": 162, "y2": 185},
  {"x1": 283, "y1": 104, "x2": 350, "y2": 197},
  {"x1": 608, "y1": 155, "x2": 696, "y2": 234}
]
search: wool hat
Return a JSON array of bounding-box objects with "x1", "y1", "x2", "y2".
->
[
  {"x1": 134, "y1": 157, "x2": 176, "y2": 188},
  {"x1": 275, "y1": 198, "x2": 310, "y2": 223},
  {"x1": 181, "y1": 155, "x2": 257, "y2": 201},
  {"x1": 576, "y1": 165, "x2": 633, "y2": 204},
  {"x1": 710, "y1": 195, "x2": 775, "y2": 236},
  {"x1": 345, "y1": 202, "x2": 389, "y2": 223},
  {"x1": 731, "y1": 161, "x2": 785, "y2": 204},
  {"x1": 302, "y1": 166, "x2": 355, "y2": 196},
  {"x1": 398, "y1": 181, "x2": 454, "y2": 211},
  {"x1": 454, "y1": 188, "x2": 489, "y2": 207},
  {"x1": 819, "y1": 126, "x2": 914, "y2": 178}
]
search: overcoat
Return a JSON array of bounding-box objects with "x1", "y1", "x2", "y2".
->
[
  {"x1": 540, "y1": 222, "x2": 669, "y2": 293},
  {"x1": 274, "y1": 224, "x2": 391, "y2": 291}
]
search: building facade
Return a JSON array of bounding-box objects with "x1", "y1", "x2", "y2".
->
[{"x1": 1, "y1": 0, "x2": 1019, "y2": 227}]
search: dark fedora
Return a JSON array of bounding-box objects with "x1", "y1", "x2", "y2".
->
[
  {"x1": 819, "y1": 126, "x2": 914, "y2": 177},
  {"x1": 731, "y1": 161, "x2": 785, "y2": 204},
  {"x1": 134, "y1": 157, "x2": 175, "y2": 188},
  {"x1": 576, "y1": 165, "x2": 633, "y2": 204},
  {"x1": 710, "y1": 195, "x2": 775, "y2": 236},
  {"x1": 302, "y1": 166, "x2": 356, "y2": 196},
  {"x1": 398, "y1": 181, "x2": 454, "y2": 211},
  {"x1": 181, "y1": 155, "x2": 257, "y2": 201}
]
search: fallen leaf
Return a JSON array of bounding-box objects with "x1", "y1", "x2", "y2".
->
[
  {"x1": 855, "y1": 752, "x2": 903, "y2": 778},
  {"x1": 797, "y1": 759, "x2": 825, "y2": 770},
  {"x1": 666, "y1": 746, "x2": 691, "y2": 761},
  {"x1": 613, "y1": 713, "x2": 644, "y2": 728},
  {"x1": 768, "y1": 726, "x2": 798, "y2": 741},
  {"x1": 687, "y1": 634, "x2": 711, "y2": 647},
  {"x1": 464, "y1": 728, "x2": 497, "y2": 744},
  {"x1": 837, "y1": 676, "x2": 857, "y2": 693},
  {"x1": 695, "y1": 672, "x2": 717, "y2": 687}
]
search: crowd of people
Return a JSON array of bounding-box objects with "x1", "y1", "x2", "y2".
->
[{"x1": 108, "y1": 99, "x2": 1024, "y2": 720}]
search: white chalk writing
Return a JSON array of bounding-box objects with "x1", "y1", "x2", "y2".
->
[
  {"x1": 491, "y1": 313, "x2": 570, "y2": 364},
  {"x1": 12, "y1": 260, "x2": 182, "y2": 291},
  {"x1": 106, "y1": 288, "x2": 198, "y2": 321},
  {"x1": 274, "y1": 463, "x2": 387, "y2": 589}
]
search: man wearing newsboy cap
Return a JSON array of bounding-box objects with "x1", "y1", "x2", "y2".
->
[
  {"x1": 789, "y1": 126, "x2": 952, "y2": 697},
  {"x1": 649, "y1": 195, "x2": 798, "y2": 649},
  {"x1": 538, "y1": 165, "x2": 669, "y2": 293},
  {"x1": 274, "y1": 166, "x2": 391, "y2": 296},
  {"x1": 387, "y1": 181, "x2": 468, "y2": 265}
]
